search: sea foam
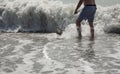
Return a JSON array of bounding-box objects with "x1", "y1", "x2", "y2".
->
[
  {"x1": 0, "y1": 0, "x2": 120, "y2": 34},
  {"x1": 0, "y1": 0, "x2": 74, "y2": 32}
]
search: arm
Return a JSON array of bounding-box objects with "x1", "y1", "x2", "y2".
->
[{"x1": 74, "y1": 0, "x2": 84, "y2": 14}]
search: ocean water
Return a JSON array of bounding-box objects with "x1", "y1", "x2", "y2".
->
[
  {"x1": 0, "y1": 0, "x2": 120, "y2": 74},
  {"x1": 58, "y1": 0, "x2": 120, "y2": 6}
]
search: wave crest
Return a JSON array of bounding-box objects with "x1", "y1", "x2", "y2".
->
[{"x1": 0, "y1": 0, "x2": 120, "y2": 34}]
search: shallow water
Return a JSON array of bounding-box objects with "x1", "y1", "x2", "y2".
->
[
  {"x1": 0, "y1": 0, "x2": 120, "y2": 74},
  {"x1": 0, "y1": 32, "x2": 120, "y2": 74}
]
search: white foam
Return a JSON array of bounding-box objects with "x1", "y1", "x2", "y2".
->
[
  {"x1": 42, "y1": 42, "x2": 52, "y2": 60},
  {"x1": 61, "y1": 24, "x2": 78, "y2": 39},
  {"x1": 0, "y1": 0, "x2": 120, "y2": 34},
  {"x1": 0, "y1": 0, "x2": 75, "y2": 32},
  {"x1": 13, "y1": 39, "x2": 33, "y2": 53}
]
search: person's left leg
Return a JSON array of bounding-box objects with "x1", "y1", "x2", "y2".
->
[
  {"x1": 88, "y1": 22, "x2": 94, "y2": 38},
  {"x1": 76, "y1": 19, "x2": 82, "y2": 37}
]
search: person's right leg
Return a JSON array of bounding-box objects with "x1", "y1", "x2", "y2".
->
[
  {"x1": 87, "y1": 6, "x2": 96, "y2": 39},
  {"x1": 88, "y1": 22, "x2": 94, "y2": 38},
  {"x1": 76, "y1": 19, "x2": 82, "y2": 37}
]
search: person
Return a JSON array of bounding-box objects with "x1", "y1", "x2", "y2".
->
[{"x1": 74, "y1": 0, "x2": 97, "y2": 39}]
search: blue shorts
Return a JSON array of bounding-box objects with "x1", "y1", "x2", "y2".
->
[{"x1": 78, "y1": 5, "x2": 97, "y2": 22}]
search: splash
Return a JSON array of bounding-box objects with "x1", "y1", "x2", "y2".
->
[
  {"x1": 0, "y1": 0, "x2": 75, "y2": 32},
  {"x1": 0, "y1": 0, "x2": 120, "y2": 34}
]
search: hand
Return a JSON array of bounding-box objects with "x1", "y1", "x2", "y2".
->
[{"x1": 74, "y1": 10, "x2": 78, "y2": 15}]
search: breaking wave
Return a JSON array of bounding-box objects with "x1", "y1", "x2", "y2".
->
[{"x1": 0, "y1": 0, "x2": 120, "y2": 34}]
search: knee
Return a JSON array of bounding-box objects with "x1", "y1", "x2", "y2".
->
[{"x1": 76, "y1": 19, "x2": 81, "y2": 26}]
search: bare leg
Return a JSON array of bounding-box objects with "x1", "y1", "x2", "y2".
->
[
  {"x1": 88, "y1": 22, "x2": 94, "y2": 38},
  {"x1": 76, "y1": 19, "x2": 82, "y2": 38}
]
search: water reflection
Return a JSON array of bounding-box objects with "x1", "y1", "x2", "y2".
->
[
  {"x1": 85, "y1": 39, "x2": 95, "y2": 59},
  {"x1": 76, "y1": 37, "x2": 95, "y2": 61}
]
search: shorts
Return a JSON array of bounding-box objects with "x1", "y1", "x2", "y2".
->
[{"x1": 78, "y1": 5, "x2": 97, "y2": 22}]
